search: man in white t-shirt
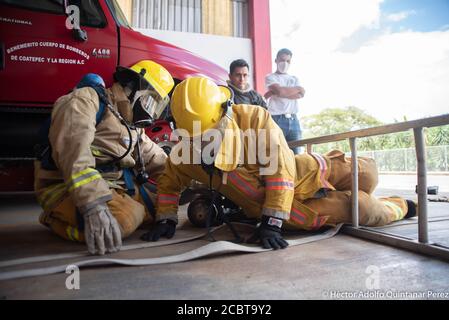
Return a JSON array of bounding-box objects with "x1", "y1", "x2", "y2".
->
[{"x1": 265, "y1": 48, "x2": 305, "y2": 154}]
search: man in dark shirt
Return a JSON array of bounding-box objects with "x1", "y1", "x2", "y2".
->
[{"x1": 227, "y1": 59, "x2": 267, "y2": 109}]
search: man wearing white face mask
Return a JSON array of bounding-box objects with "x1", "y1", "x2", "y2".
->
[{"x1": 265, "y1": 48, "x2": 305, "y2": 154}]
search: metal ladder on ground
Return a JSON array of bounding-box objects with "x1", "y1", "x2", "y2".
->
[{"x1": 289, "y1": 113, "x2": 449, "y2": 261}]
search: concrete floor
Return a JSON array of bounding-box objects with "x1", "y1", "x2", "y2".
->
[{"x1": 1, "y1": 191, "x2": 449, "y2": 300}]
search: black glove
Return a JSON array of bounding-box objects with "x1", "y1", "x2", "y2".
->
[
  {"x1": 249, "y1": 216, "x2": 289, "y2": 250},
  {"x1": 141, "y1": 219, "x2": 177, "y2": 242}
]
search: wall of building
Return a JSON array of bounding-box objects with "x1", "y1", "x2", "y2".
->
[
  {"x1": 116, "y1": 0, "x2": 270, "y2": 91},
  {"x1": 248, "y1": 0, "x2": 272, "y2": 93},
  {"x1": 116, "y1": 0, "x2": 133, "y2": 22},
  {"x1": 126, "y1": 0, "x2": 246, "y2": 37},
  {"x1": 136, "y1": 28, "x2": 254, "y2": 85},
  {"x1": 202, "y1": 0, "x2": 233, "y2": 36}
]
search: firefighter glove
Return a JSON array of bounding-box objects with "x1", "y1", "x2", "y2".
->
[
  {"x1": 250, "y1": 215, "x2": 289, "y2": 250},
  {"x1": 141, "y1": 219, "x2": 176, "y2": 242},
  {"x1": 82, "y1": 204, "x2": 122, "y2": 255}
]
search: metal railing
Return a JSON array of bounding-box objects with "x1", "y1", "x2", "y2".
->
[
  {"x1": 357, "y1": 145, "x2": 449, "y2": 173},
  {"x1": 289, "y1": 113, "x2": 449, "y2": 261}
]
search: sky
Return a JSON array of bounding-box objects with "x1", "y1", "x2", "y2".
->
[{"x1": 269, "y1": 0, "x2": 449, "y2": 123}]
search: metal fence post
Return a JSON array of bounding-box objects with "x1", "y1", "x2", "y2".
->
[
  {"x1": 350, "y1": 138, "x2": 359, "y2": 228},
  {"x1": 404, "y1": 148, "x2": 408, "y2": 172},
  {"x1": 307, "y1": 144, "x2": 313, "y2": 154},
  {"x1": 444, "y1": 146, "x2": 449, "y2": 171},
  {"x1": 413, "y1": 127, "x2": 429, "y2": 244}
]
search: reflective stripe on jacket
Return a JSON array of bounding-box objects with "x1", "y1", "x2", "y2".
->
[
  {"x1": 156, "y1": 104, "x2": 298, "y2": 222},
  {"x1": 35, "y1": 84, "x2": 167, "y2": 212}
]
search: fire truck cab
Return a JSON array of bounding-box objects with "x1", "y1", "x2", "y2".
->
[{"x1": 0, "y1": 0, "x2": 228, "y2": 192}]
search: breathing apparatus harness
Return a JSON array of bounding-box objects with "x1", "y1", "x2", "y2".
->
[
  {"x1": 106, "y1": 68, "x2": 160, "y2": 216},
  {"x1": 40, "y1": 72, "x2": 156, "y2": 216},
  {"x1": 200, "y1": 97, "x2": 243, "y2": 243}
]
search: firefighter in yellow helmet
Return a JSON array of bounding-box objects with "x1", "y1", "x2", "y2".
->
[
  {"x1": 141, "y1": 77, "x2": 416, "y2": 250},
  {"x1": 35, "y1": 60, "x2": 175, "y2": 255}
]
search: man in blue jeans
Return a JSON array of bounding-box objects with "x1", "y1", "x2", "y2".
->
[{"x1": 265, "y1": 48, "x2": 305, "y2": 154}]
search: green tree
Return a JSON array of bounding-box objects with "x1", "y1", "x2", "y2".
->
[
  {"x1": 302, "y1": 108, "x2": 449, "y2": 154},
  {"x1": 426, "y1": 125, "x2": 449, "y2": 146},
  {"x1": 302, "y1": 107, "x2": 383, "y2": 153},
  {"x1": 302, "y1": 106, "x2": 383, "y2": 136}
]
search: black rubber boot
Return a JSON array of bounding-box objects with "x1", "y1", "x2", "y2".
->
[{"x1": 404, "y1": 200, "x2": 417, "y2": 219}]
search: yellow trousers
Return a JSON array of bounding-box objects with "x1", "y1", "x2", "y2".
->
[
  {"x1": 39, "y1": 187, "x2": 155, "y2": 243},
  {"x1": 285, "y1": 151, "x2": 409, "y2": 230}
]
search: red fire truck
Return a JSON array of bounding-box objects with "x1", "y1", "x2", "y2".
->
[{"x1": 0, "y1": 0, "x2": 228, "y2": 192}]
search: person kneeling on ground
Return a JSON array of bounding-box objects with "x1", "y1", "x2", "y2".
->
[
  {"x1": 141, "y1": 77, "x2": 416, "y2": 250},
  {"x1": 35, "y1": 61, "x2": 175, "y2": 255}
]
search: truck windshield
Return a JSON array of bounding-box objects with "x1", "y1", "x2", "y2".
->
[
  {"x1": 68, "y1": 0, "x2": 107, "y2": 28},
  {"x1": 0, "y1": 0, "x2": 107, "y2": 28},
  {"x1": 106, "y1": 0, "x2": 130, "y2": 28}
]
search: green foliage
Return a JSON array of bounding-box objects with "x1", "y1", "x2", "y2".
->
[
  {"x1": 426, "y1": 125, "x2": 449, "y2": 146},
  {"x1": 302, "y1": 107, "x2": 382, "y2": 153},
  {"x1": 302, "y1": 106, "x2": 382, "y2": 136},
  {"x1": 302, "y1": 108, "x2": 449, "y2": 154}
]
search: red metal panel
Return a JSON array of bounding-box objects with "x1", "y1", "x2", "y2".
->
[
  {"x1": 0, "y1": 2, "x2": 119, "y2": 106},
  {"x1": 248, "y1": 0, "x2": 272, "y2": 93},
  {"x1": 119, "y1": 27, "x2": 228, "y2": 85},
  {"x1": 0, "y1": 0, "x2": 228, "y2": 108}
]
